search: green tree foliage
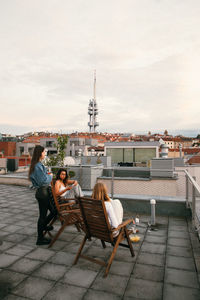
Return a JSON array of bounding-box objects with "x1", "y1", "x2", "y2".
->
[{"x1": 45, "y1": 135, "x2": 68, "y2": 168}]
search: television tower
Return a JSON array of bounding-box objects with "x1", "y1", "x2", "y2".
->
[{"x1": 88, "y1": 70, "x2": 99, "y2": 133}]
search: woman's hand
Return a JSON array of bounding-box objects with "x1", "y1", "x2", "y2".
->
[{"x1": 65, "y1": 186, "x2": 72, "y2": 191}]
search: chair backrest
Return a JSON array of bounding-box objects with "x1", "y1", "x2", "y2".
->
[
  {"x1": 50, "y1": 181, "x2": 60, "y2": 212},
  {"x1": 78, "y1": 197, "x2": 114, "y2": 243}
]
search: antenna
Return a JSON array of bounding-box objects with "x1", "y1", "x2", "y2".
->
[
  {"x1": 94, "y1": 69, "x2": 96, "y2": 101},
  {"x1": 88, "y1": 70, "x2": 99, "y2": 133}
]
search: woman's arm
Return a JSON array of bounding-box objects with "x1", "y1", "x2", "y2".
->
[
  {"x1": 54, "y1": 181, "x2": 73, "y2": 196},
  {"x1": 66, "y1": 179, "x2": 77, "y2": 186},
  {"x1": 30, "y1": 162, "x2": 52, "y2": 187}
]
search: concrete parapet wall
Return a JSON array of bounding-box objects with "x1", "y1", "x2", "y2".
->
[
  {"x1": 97, "y1": 177, "x2": 179, "y2": 197},
  {"x1": 120, "y1": 197, "x2": 190, "y2": 217},
  {"x1": 0, "y1": 176, "x2": 30, "y2": 186}
]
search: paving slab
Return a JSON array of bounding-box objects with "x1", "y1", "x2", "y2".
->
[
  {"x1": 163, "y1": 283, "x2": 200, "y2": 300},
  {"x1": 124, "y1": 277, "x2": 163, "y2": 299},
  {"x1": 109, "y1": 260, "x2": 134, "y2": 276},
  {"x1": 168, "y1": 225, "x2": 188, "y2": 231},
  {"x1": 5, "y1": 244, "x2": 34, "y2": 256},
  {"x1": 43, "y1": 282, "x2": 87, "y2": 300},
  {"x1": 167, "y1": 245, "x2": 193, "y2": 258},
  {"x1": 168, "y1": 237, "x2": 191, "y2": 248},
  {"x1": 0, "y1": 270, "x2": 27, "y2": 296},
  {"x1": 61, "y1": 267, "x2": 98, "y2": 287},
  {"x1": 144, "y1": 235, "x2": 167, "y2": 244},
  {"x1": 91, "y1": 272, "x2": 128, "y2": 295},
  {"x1": 12, "y1": 276, "x2": 55, "y2": 300},
  {"x1": 137, "y1": 252, "x2": 165, "y2": 267},
  {"x1": 49, "y1": 251, "x2": 75, "y2": 266},
  {"x1": 8, "y1": 257, "x2": 43, "y2": 274},
  {"x1": 25, "y1": 247, "x2": 55, "y2": 261},
  {"x1": 166, "y1": 255, "x2": 196, "y2": 271},
  {"x1": 84, "y1": 289, "x2": 121, "y2": 300},
  {"x1": 165, "y1": 268, "x2": 199, "y2": 289},
  {"x1": 132, "y1": 263, "x2": 164, "y2": 282},
  {"x1": 0, "y1": 254, "x2": 19, "y2": 268},
  {"x1": 32, "y1": 262, "x2": 69, "y2": 281},
  {"x1": 168, "y1": 230, "x2": 189, "y2": 239},
  {"x1": 141, "y1": 242, "x2": 166, "y2": 254}
]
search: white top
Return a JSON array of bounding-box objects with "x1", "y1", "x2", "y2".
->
[
  {"x1": 59, "y1": 184, "x2": 68, "y2": 197},
  {"x1": 105, "y1": 200, "x2": 123, "y2": 228}
]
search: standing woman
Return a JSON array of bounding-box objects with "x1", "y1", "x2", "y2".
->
[{"x1": 29, "y1": 145, "x2": 56, "y2": 245}]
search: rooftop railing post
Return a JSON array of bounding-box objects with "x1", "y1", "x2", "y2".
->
[
  {"x1": 111, "y1": 168, "x2": 114, "y2": 199},
  {"x1": 186, "y1": 174, "x2": 189, "y2": 208},
  {"x1": 192, "y1": 176, "x2": 196, "y2": 228},
  {"x1": 80, "y1": 164, "x2": 83, "y2": 188}
]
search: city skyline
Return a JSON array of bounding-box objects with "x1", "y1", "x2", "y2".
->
[{"x1": 0, "y1": 1, "x2": 200, "y2": 135}]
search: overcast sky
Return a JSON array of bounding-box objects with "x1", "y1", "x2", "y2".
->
[{"x1": 0, "y1": 0, "x2": 200, "y2": 136}]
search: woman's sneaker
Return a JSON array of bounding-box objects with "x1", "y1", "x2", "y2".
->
[{"x1": 36, "y1": 237, "x2": 51, "y2": 245}]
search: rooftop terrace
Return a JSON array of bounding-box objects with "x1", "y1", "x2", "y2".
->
[{"x1": 0, "y1": 184, "x2": 200, "y2": 300}]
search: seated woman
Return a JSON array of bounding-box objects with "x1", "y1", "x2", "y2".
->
[
  {"x1": 54, "y1": 168, "x2": 84, "y2": 202},
  {"x1": 92, "y1": 182, "x2": 123, "y2": 235}
]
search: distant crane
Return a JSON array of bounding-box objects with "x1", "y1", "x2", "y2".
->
[{"x1": 88, "y1": 70, "x2": 99, "y2": 133}]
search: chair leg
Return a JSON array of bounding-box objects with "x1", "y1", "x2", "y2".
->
[
  {"x1": 104, "y1": 231, "x2": 123, "y2": 277},
  {"x1": 101, "y1": 240, "x2": 106, "y2": 248},
  {"x1": 49, "y1": 215, "x2": 57, "y2": 226},
  {"x1": 75, "y1": 222, "x2": 81, "y2": 232},
  {"x1": 48, "y1": 222, "x2": 67, "y2": 248},
  {"x1": 73, "y1": 235, "x2": 87, "y2": 265},
  {"x1": 125, "y1": 227, "x2": 135, "y2": 257}
]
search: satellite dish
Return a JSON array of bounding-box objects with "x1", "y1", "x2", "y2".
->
[{"x1": 64, "y1": 156, "x2": 76, "y2": 166}]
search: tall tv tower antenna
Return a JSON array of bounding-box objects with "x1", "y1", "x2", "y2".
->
[{"x1": 88, "y1": 70, "x2": 99, "y2": 133}]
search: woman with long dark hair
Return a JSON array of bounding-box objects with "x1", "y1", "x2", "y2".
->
[
  {"x1": 29, "y1": 145, "x2": 56, "y2": 245},
  {"x1": 54, "y1": 168, "x2": 83, "y2": 202}
]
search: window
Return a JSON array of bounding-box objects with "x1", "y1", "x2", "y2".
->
[
  {"x1": 135, "y1": 148, "x2": 156, "y2": 162},
  {"x1": 107, "y1": 147, "x2": 156, "y2": 165},
  {"x1": 124, "y1": 148, "x2": 134, "y2": 163},
  {"x1": 106, "y1": 148, "x2": 123, "y2": 164},
  {"x1": 19, "y1": 147, "x2": 24, "y2": 155},
  {"x1": 46, "y1": 141, "x2": 53, "y2": 147}
]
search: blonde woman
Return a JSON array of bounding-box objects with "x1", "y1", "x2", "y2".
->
[{"x1": 92, "y1": 182, "x2": 123, "y2": 229}]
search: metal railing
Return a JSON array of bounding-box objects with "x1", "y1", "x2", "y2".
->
[
  {"x1": 109, "y1": 167, "x2": 200, "y2": 236},
  {"x1": 47, "y1": 165, "x2": 200, "y2": 237},
  {"x1": 184, "y1": 170, "x2": 200, "y2": 235}
]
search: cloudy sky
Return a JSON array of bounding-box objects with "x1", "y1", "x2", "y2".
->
[{"x1": 0, "y1": 0, "x2": 200, "y2": 136}]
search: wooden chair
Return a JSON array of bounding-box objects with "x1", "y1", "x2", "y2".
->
[
  {"x1": 73, "y1": 197, "x2": 135, "y2": 277},
  {"x1": 47, "y1": 181, "x2": 85, "y2": 248}
]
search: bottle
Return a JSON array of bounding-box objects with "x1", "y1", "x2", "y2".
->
[{"x1": 135, "y1": 215, "x2": 139, "y2": 225}]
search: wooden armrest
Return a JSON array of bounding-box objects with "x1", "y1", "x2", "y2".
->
[
  {"x1": 62, "y1": 208, "x2": 81, "y2": 214},
  {"x1": 111, "y1": 218, "x2": 133, "y2": 232},
  {"x1": 59, "y1": 201, "x2": 76, "y2": 208}
]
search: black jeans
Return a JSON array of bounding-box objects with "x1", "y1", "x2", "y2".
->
[{"x1": 35, "y1": 186, "x2": 57, "y2": 239}]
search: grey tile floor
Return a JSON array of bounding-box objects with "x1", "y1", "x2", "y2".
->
[{"x1": 0, "y1": 184, "x2": 200, "y2": 300}]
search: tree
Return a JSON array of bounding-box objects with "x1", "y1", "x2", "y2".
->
[{"x1": 45, "y1": 135, "x2": 68, "y2": 168}]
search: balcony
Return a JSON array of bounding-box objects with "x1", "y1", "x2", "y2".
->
[{"x1": 0, "y1": 167, "x2": 200, "y2": 299}]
